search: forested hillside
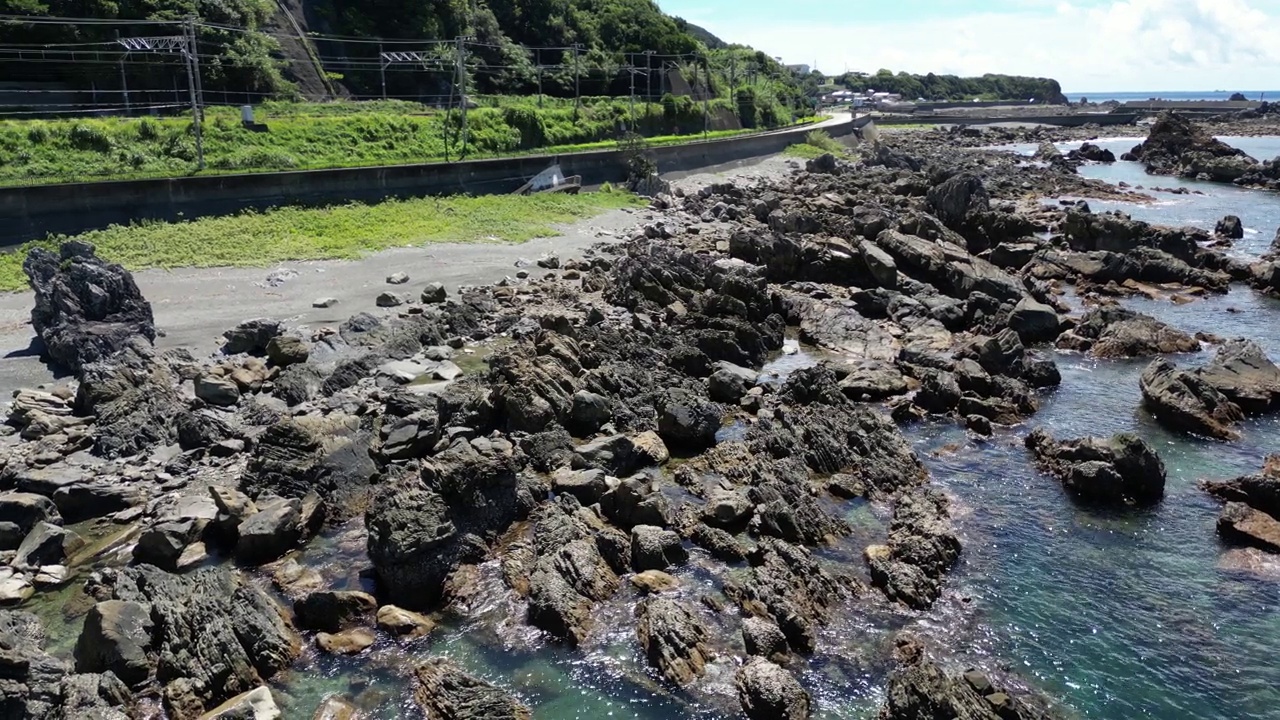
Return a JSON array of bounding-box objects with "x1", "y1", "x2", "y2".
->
[{"x1": 834, "y1": 69, "x2": 1067, "y2": 104}]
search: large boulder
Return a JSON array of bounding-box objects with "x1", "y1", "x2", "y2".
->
[
  {"x1": 78, "y1": 565, "x2": 299, "y2": 719},
  {"x1": 634, "y1": 598, "x2": 711, "y2": 686},
  {"x1": 413, "y1": 657, "x2": 530, "y2": 720},
  {"x1": 1025, "y1": 429, "x2": 1166, "y2": 506},
  {"x1": 1133, "y1": 112, "x2": 1259, "y2": 181},
  {"x1": 1195, "y1": 339, "x2": 1280, "y2": 414},
  {"x1": 878, "y1": 643, "x2": 1059, "y2": 720},
  {"x1": 23, "y1": 241, "x2": 156, "y2": 374},
  {"x1": 1202, "y1": 459, "x2": 1280, "y2": 554},
  {"x1": 736, "y1": 658, "x2": 810, "y2": 720},
  {"x1": 1057, "y1": 306, "x2": 1198, "y2": 358},
  {"x1": 1139, "y1": 359, "x2": 1244, "y2": 440},
  {"x1": 0, "y1": 609, "x2": 133, "y2": 719}
]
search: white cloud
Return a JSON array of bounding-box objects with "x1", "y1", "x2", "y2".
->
[{"x1": 691, "y1": 0, "x2": 1280, "y2": 91}]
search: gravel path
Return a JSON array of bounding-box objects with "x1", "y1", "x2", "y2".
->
[{"x1": 0, "y1": 150, "x2": 814, "y2": 399}]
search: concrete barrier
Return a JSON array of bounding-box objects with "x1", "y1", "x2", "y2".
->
[{"x1": 0, "y1": 117, "x2": 857, "y2": 246}]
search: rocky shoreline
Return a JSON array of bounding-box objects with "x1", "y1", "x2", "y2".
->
[{"x1": 3, "y1": 110, "x2": 1280, "y2": 719}]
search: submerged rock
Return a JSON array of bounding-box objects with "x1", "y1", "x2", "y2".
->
[
  {"x1": 413, "y1": 657, "x2": 531, "y2": 720},
  {"x1": 1025, "y1": 428, "x2": 1166, "y2": 506},
  {"x1": 879, "y1": 641, "x2": 1061, "y2": 720},
  {"x1": 1, "y1": 609, "x2": 133, "y2": 719}
]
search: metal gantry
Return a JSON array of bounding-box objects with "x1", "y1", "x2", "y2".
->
[{"x1": 115, "y1": 19, "x2": 204, "y2": 169}]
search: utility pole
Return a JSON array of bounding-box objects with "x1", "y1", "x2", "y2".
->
[
  {"x1": 644, "y1": 50, "x2": 655, "y2": 133},
  {"x1": 573, "y1": 44, "x2": 581, "y2": 114},
  {"x1": 535, "y1": 49, "x2": 542, "y2": 108},
  {"x1": 182, "y1": 17, "x2": 205, "y2": 170},
  {"x1": 628, "y1": 59, "x2": 636, "y2": 132},
  {"x1": 455, "y1": 35, "x2": 468, "y2": 156},
  {"x1": 379, "y1": 43, "x2": 386, "y2": 100},
  {"x1": 116, "y1": 30, "x2": 130, "y2": 114},
  {"x1": 701, "y1": 54, "x2": 710, "y2": 139}
]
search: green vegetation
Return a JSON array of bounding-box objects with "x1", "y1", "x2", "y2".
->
[
  {"x1": 0, "y1": 100, "x2": 815, "y2": 185},
  {"x1": 834, "y1": 69, "x2": 1066, "y2": 103},
  {"x1": 783, "y1": 129, "x2": 846, "y2": 159},
  {"x1": 0, "y1": 189, "x2": 643, "y2": 292}
]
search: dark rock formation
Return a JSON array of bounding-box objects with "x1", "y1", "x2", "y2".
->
[
  {"x1": 1133, "y1": 112, "x2": 1258, "y2": 182},
  {"x1": 74, "y1": 339, "x2": 182, "y2": 458},
  {"x1": 866, "y1": 489, "x2": 960, "y2": 609},
  {"x1": 1056, "y1": 306, "x2": 1198, "y2": 358},
  {"x1": 78, "y1": 564, "x2": 299, "y2": 718},
  {"x1": 879, "y1": 641, "x2": 1061, "y2": 720},
  {"x1": 0, "y1": 609, "x2": 132, "y2": 719},
  {"x1": 1140, "y1": 359, "x2": 1244, "y2": 440},
  {"x1": 1195, "y1": 339, "x2": 1280, "y2": 414},
  {"x1": 1215, "y1": 215, "x2": 1244, "y2": 239},
  {"x1": 635, "y1": 598, "x2": 711, "y2": 685},
  {"x1": 1025, "y1": 428, "x2": 1166, "y2": 506},
  {"x1": 23, "y1": 241, "x2": 156, "y2": 374},
  {"x1": 413, "y1": 657, "x2": 531, "y2": 720},
  {"x1": 736, "y1": 658, "x2": 810, "y2": 720},
  {"x1": 1202, "y1": 459, "x2": 1280, "y2": 553},
  {"x1": 723, "y1": 538, "x2": 851, "y2": 654}
]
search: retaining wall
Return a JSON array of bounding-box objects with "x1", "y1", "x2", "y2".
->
[{"x1": 0, "y1": 117, "x2": 858, "y2": 246}]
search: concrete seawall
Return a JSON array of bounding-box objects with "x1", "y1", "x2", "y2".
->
[
  {"x1": 0, "y1": 117, "x2": 863, "y2": 246},
  {"x1": 874, "y1": 113, "x2": 1138, "y2": 127}
]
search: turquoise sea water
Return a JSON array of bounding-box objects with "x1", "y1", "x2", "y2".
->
[{"x1": 1065, "y1": 91, "x2": 1280, "y2": 103}]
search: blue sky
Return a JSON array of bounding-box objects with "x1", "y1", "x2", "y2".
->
[{"x1": 659, "y1": 0, "x2": 1280, "y2": 92}]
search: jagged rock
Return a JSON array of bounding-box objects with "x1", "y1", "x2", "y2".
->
[
  {"x1": 14, "y1": 521, "x2": 83, "y2": 569},
  {"x1": 293, "y1": 590, "x2": 377, "y2": 633},
  {"x1": 376, "y1": 605, "x2": 436, "y2": 640},
  {"x1": 200, "y1": 686, "x2": 281, "y2": 719},
  {"x1": 1216, "y1": 215, "x2": 1244, "y2": 239},
  {"x1": 635, "y1": 598, "x2": 711, "y2": 685},
  {"x1": 742, "y1": 616, "x2": 789, "y2": 663},
  {"x1": 1135, "y1": 112, "x2": 1258, "y2": 181},
  {"x1": 867, "y1": 489, "x2": 960, "y2": 610},
  {"x1": 1195, "y1": 339, "x2": 1280, "y2": 414},
  {"x1": 1058, "y1": 306, "x2": 1198, "y2": 358},
  {"x1": 0, "y1": 609, "x2": 133, "y2": 719},
  {"x1": 80, "y1": 564, "x2": 299, "y2": 718},
  {"x1": 23, "y1": 241, "x2": 156, "y2": 374},
  {"x1": 234, "y1": 493, "x2": 322, "y2": 565},
  {"x1": 1074, "y1": 142, "x2": 1116, "y2": 163},
  {"x1": 723, "y1": 538, "x2": 847, "y2": 654},
  {"x1": 413, "y1": 657, "x2": 531, "y2": 720},
  {"x1": 879, "y1": 645, "x2": 1060, "y2": 720},
  {"x1": 75, "y1": 339, "x2": 182, "y2": 458},
  {"x1": 1140, "y1": 359, "x2": 1245, "y2": 440},
  {"x1": 367, "y1": 445, "x2": 531, "y2": 610},
  {"x1": 242, "y1": 419, "x2": 375, "y2": 522},
  {"x1": 736, "y1": 658, "x2": 810, "y2": 720},
  {"x1": 630, "y1": 525, "x2": 688, "y2": 571},
  {"x1": 221, "y1": 319, "x2": 281, "y2": 356},
  {"x1": 690, "y1": 523, "x2": 747, "y2": 562},
  {"x1": 1025, "y1": 429, "x2": 1166, "y2": 505}
]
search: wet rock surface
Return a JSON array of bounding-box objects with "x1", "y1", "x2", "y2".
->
[{"x1": 1026, "y1": 428, "x2": 1166, "y2": 506}]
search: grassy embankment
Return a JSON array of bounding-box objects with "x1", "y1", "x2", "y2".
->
[
  {"x1": 0, "y1": 189, "x2": 643, "y2": 292},
  {"x1": 783, "y1": 129, "x2": 850, "y2": 159},
  {"x1": 0, "y1": 99, "x2": 815, "y2": 187}
]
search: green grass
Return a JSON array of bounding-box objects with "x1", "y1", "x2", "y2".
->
[
  {"x1": 0, "y1": 100, "x2": 817, "y2": 187},
  {"x1": 782, "y1": 128, "x2": 849, "y2": 159},
  {"x1": 0, "y1": 190, "x2": 643, "y2": 292}
]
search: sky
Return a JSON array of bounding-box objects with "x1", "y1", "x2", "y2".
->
[{"x1": 658, "y1": 0, "x2": 1280, "y2": 92}]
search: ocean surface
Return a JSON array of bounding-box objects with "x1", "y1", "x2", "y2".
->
[
  {"x1": 26, "y1": 138, "x2": 1280, "y2": 719},
  {"x1": 1066, "y1": 91, "x2": 1280, "y2": 104}
]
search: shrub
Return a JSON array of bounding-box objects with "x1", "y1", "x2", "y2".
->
[
  {"x1": 68, "y1": 123, "x2": 112, "y2": 152},
  {"x1": 805, "y1": 129, "x2": 843, "y2": 154},
  {"x1": 26, "y1": 124, "x2": 49, "y2": 144},
  {"x1": 137, "y1": 118, "x2": 161, "y2": 141}
]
